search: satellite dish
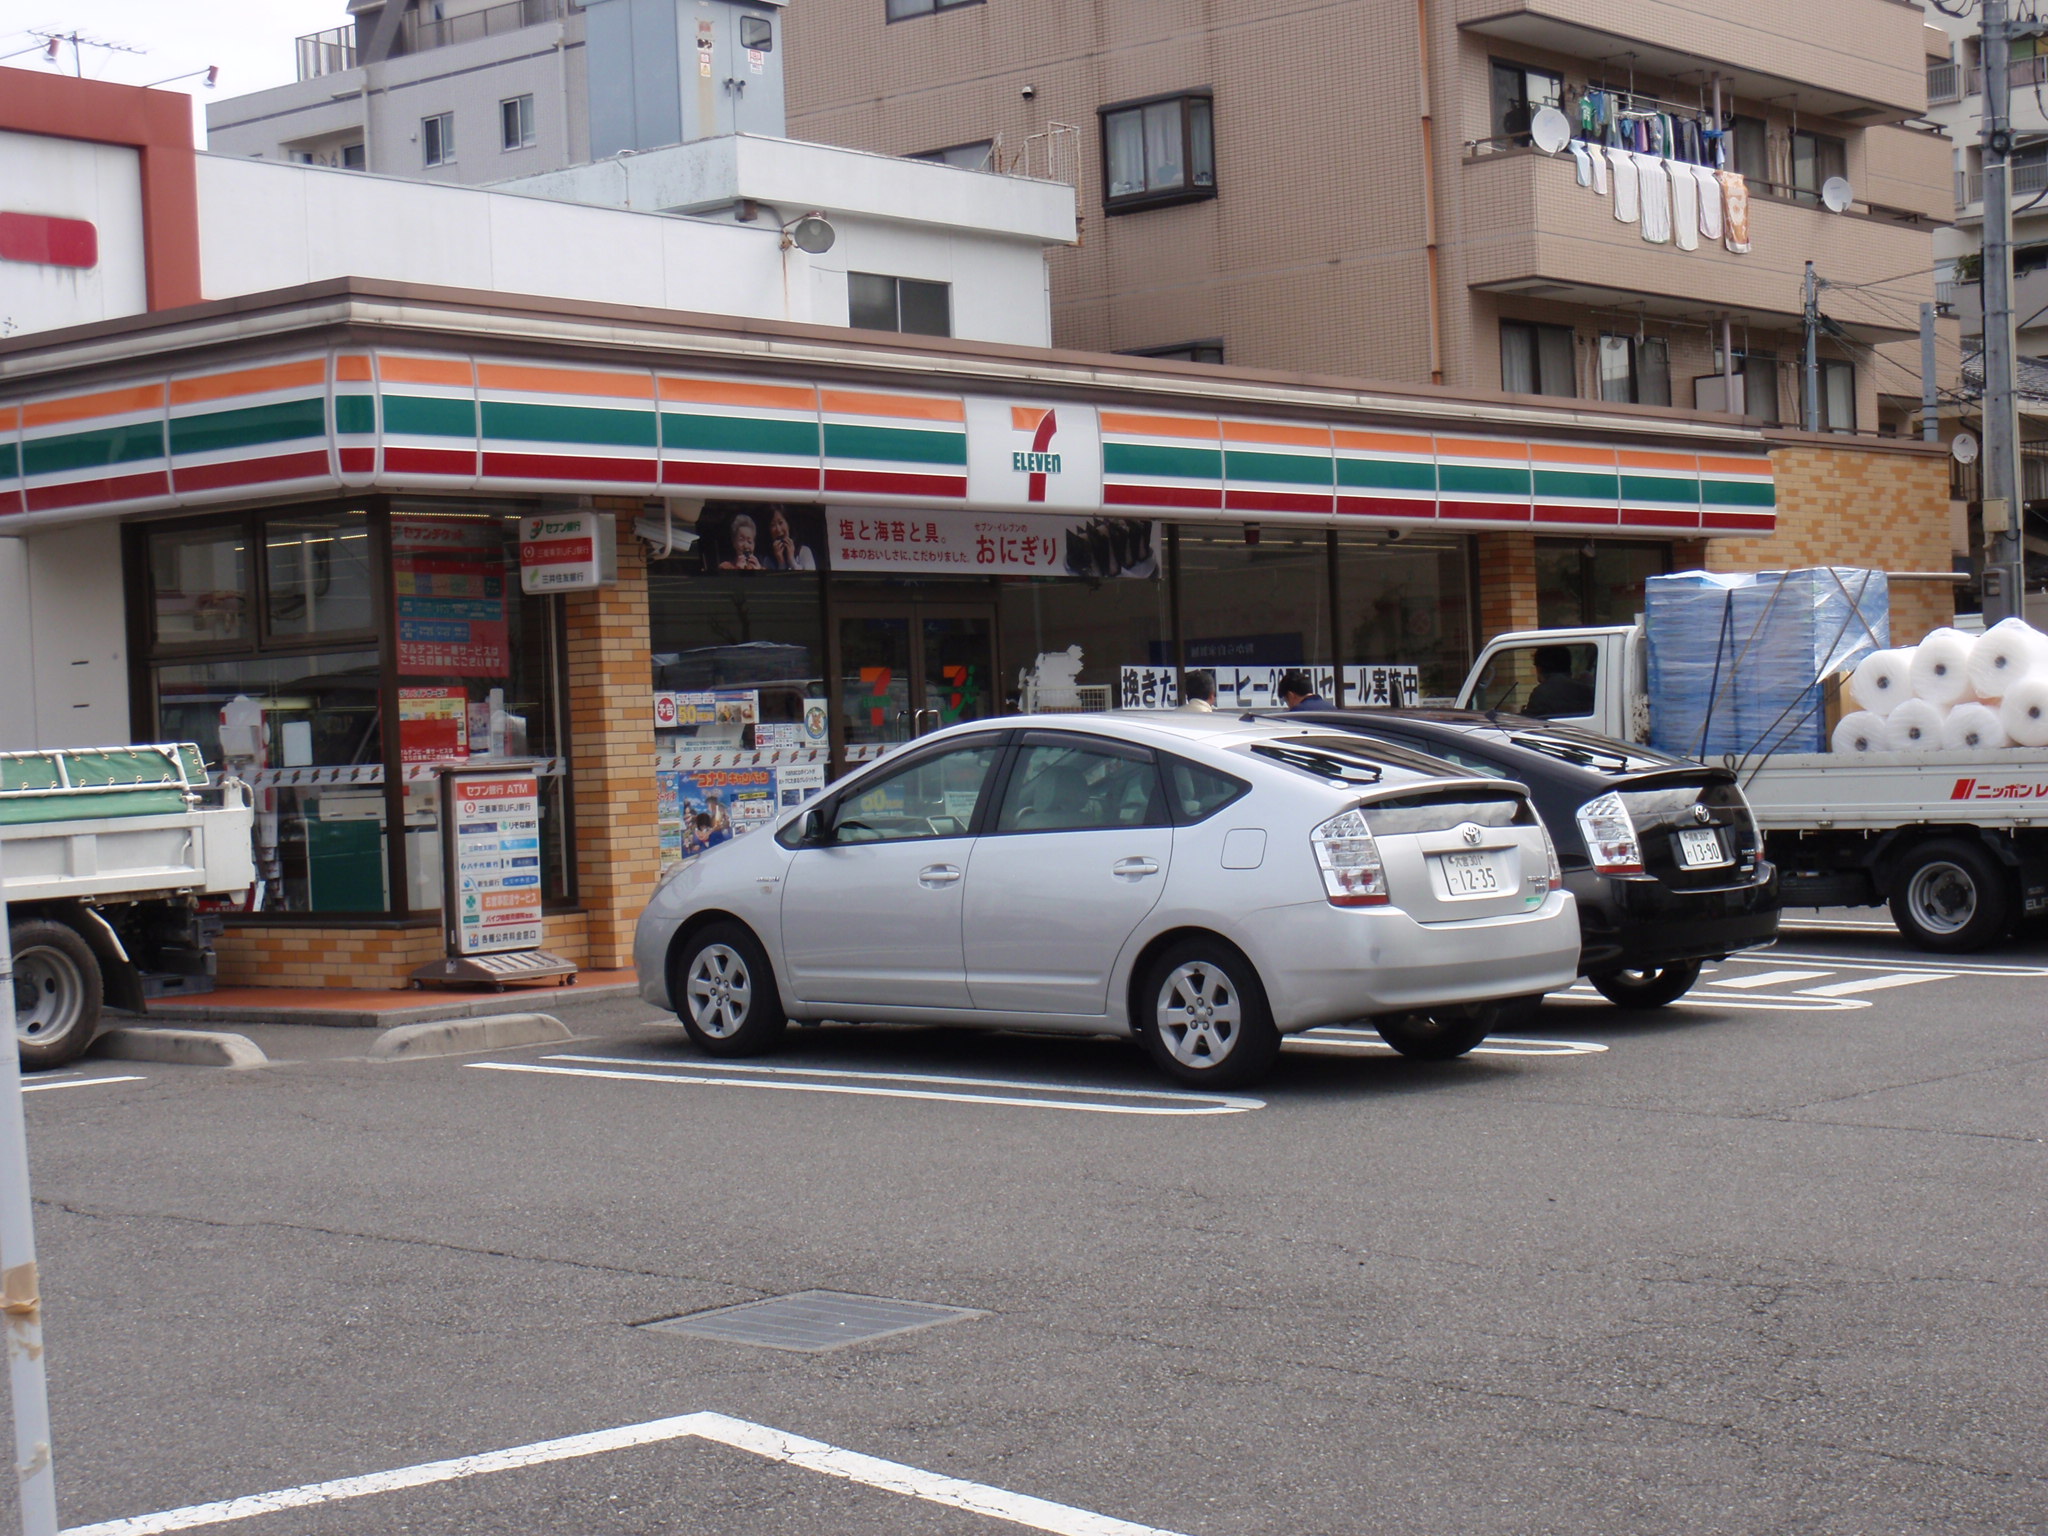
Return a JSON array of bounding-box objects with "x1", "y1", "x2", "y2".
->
[
  {"x1": 788, "y1": 215, "x2": 836, "y2": 254},
  {"x1": 1952, "y1": 431, "x2": 1980, "y2": 466},
  {"x1": 1820, "y1": 176, "x2": 1854, "y2": 213},
  {"x1": 1529, "y1": 106, "x2": 1571, "y2": 155}
]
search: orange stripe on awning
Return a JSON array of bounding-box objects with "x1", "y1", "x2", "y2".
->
[
  {"x1": 476, "y1": 362, "x2": 653, "y2": 400},
  {"x1": 334, "y1": 354, "x2": 375, "y2": 383},
  {"x1": 820, "y1": 389, "x2": 966, "y2": 423},
  {"x1": 1100, "y1": 411, "x2": 1219, "y2": 441},
  {"x1": 170, "y1": 359, "x2": 328, "y2": 407},
  {"x1": 1221, "y1": 419, "x2": 1329, "y2": 449},
  {"x1": 1332, "y1": 428, "x2": 1433, "y2": 456},
  {"x1": 23, "y1": 383, "x2": 165, "y2": 429},
  {"x1": 1618, "y1": 449, "x2": 1698, "y2": 472},
  {"x1": 1435, "y1": 437, "x2": 1529, "y2": 462},
  {"x1": 659, "y1": 376, "x2": 816, "y2": 412},
  {"x1": 1530, "y1": 442, "x2": 1618, "y2": 466},
  {"x1": 1696, "y1": 453, "x2": 1770, "y2": 477},
  {"x1": 378, "y1": 355, "x2": 475, "y2": 387},
  {"x1": 1011, "y1": 405, "x2": 1051, "y2": 432},
  {"x1": 0, "y1": 406, "x2": 18, "y2": 433}
]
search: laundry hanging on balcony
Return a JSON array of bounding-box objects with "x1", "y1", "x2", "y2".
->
[
  {"x1": 1566, "y1": 141, "x2": 1751, "y2": 257},
  {"x1": 1635, "y1": 154, "x2": 1673, "y2": 243}
]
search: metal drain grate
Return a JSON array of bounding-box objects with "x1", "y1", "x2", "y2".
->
[{"x1": 641, "y1": 1290, "x2": 984, "y2": 1353}]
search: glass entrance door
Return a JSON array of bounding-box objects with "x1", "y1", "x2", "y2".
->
[{"x1": 836, "y1": 603, "x2": 998, "y2": 756}]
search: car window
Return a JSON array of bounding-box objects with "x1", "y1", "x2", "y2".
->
[
  {"x1": 1162, "y1": 756, "x2": 1248, "y2": 824},
  {"x1": 1472, "y1": 643, "x2": 1599, "y2": 718},
  {"x1": 833, "y1": 742, "x2": 1002, "y2": 843},
  {"x1": 996, "y1": 740, "x2": 1166, "y2": 833}
]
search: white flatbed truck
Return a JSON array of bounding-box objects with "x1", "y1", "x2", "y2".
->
[
  {"x1": 2, "y1": 744, "x2": 253, "y2": 1066},
  {"x1": 1458, "y1": 626, "x2": 2048, "y2": 952}
]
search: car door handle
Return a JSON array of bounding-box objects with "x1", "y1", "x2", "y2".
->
[
  {"x1": 1112, "y1": 857, "x2": 1160, "y2": 878},
  {"x1": 919, "y1": 864, "x2": 963, "y2": 887}
]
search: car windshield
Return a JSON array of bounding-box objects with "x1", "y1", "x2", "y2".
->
[{"x1": 1499, "y1": 726, "x2": 1689, "y2": 773}]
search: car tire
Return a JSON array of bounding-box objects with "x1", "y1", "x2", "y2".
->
[
  {"x1": 1889, "y1": 839, "x2": 2013, "y2": 953},
  {"x1": 1372, "y1": 996, "x2": 1523, "y2": 1061},
  {"x1": 1588, "y1": 959, "x2": 1703, "y2": 1009},
  {"x1": 671, "y1": 922, "x2": 788, "y2": 1057},
  {"x1": 1137, "y1": 938, "x2": 1279, "y2": 1089},
  {"x1": 11, "y1": 919, "x2": 103, "y2": 1070}
]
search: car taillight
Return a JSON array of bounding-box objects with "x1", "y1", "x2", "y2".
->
[
  {"x1": 1310, "y1": 808, "x2": 1388, "y2": 907},
  {"x1": 1575, "y1": 792, "x2": 1643, "y2": 875},
  {"x1": 1538, "y1": 823, "x2": 1565, "y2": 890}
]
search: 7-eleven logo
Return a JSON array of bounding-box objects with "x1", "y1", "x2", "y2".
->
[{"x1": 1009, "y1": 406, "x2": 1061, "y2": 503}]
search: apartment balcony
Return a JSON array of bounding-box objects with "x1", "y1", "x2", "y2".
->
[
  {"x1": 1928, "y1": 59, "x2": 1962, "y2": 107},
  {"x1": 1454, "y1": 0, "x2": 1928, "y2": 122},
  {"x1": 1946, "y1": 269, "x2": 2048, "y2": 342},
  {"x1": 1957, "y1": 159, "x2": 2048, "y2": 212},
  {"x1": 293, "y1": 0, "x2": 582, "y2": 82},
  {"x1": 1459, "y1": 148, "x2": 1933, "y2": 343},
  {"x1": 1964, "y1": 54, "x2": 2048, "y2": 99}
]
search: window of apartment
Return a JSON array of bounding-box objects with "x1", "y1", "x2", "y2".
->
[
  {"x1": 340, "y1": 143, "x2": 365, "y2": 170},
  {"x1": 1500, "y1": 320, "x2": 1576, "y2": 398},
  {"x1": 1819, "y1": 358, "x2": 1855, "y2": 432},
  {"x1": 910, "y1": 140, "x2": 995, "y2": 171},
  {"x1": 1597, "y1": 334, "x2": 1671, "y2": 407},
  {"x1": 500, "y1": 95, "x2": 536, "y2": 152},
  {"x1": 1101, "y1": 92, "x2": 1215, "y2": 213},
  {"x1": 1701, "y1": 351, "x2": 1782, "y2": 425},
  {"x1": 1730, "y1": 116, "x2": 1769, "y2": 184},
  {"x1": 1122, "y1": 340, "x2": 1226, "y2": 365},
  {"x1": 886, "y1": 0, "x2": 979, "y2": 18},
  {"x1": 848, "y1": 273, "x2": 952, "y2": 336},
  {"x1": 1790, "y1": 128, "x2": 1847, "y2": 204},
  {"x1": 422, "y1": 111, "x2": 454, "y2": 168},
  {"x1": 1490, "y1": 60, "x2": 1562, "y2": 148}
]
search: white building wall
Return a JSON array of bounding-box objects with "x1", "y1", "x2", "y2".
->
[
  {"x1": 0, "y1": 526, "x2": 130, "y2": 752},
  {"x1": 0, "y1": 130, "x2": 147, "y2": 336}
]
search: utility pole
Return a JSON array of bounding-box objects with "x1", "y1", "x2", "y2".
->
[
  {"x1": 1922, "y1": 302, "x2": 1940, "y2": 444},
  {"x1": 1803, "y1": 261, "x2": 1821, "y2": 433},
  {"x1": 1980, "y1": 0, "x2": 2041, "y2": 622}
]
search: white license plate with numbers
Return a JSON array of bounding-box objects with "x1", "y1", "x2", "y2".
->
[
  {"x1": 1676, "y1": 827, "x2": 1729, "y2": 868},
  {"x1": 1434, "y1": 849, "x2": 1509, "y2": 896}
]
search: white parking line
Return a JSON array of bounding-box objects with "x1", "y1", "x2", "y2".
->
[
  {"x1": 469, "y1": 1057, "x2": 1262, "y2": 1116},
  {"x1": 1289, "y1": 1029, "x2": 1608, "y2": 1057},
  {"x1": 1706, "y1": 969, "x2": 1834, "y2": 990},
  {"x1": 23, "y1": 1075, "x2": 146, "y2": 1094},
  {"x1": 60, "y1": 1409, "x2": 1190, "y2": 1536},
  {"x1": 1800, "y1": 972, "x2": 1953, "y2": 996},
  {"x1": 1553, "y1": 985, "x2": 1868, "y2": 1012},
  {"x1": 1763, "y1": 950, "x2": 2048, "y2": 978}
]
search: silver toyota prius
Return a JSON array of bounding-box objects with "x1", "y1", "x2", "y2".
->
[{"x1": 633, "y1": 712, "x2": 1581, "y2": 1087}]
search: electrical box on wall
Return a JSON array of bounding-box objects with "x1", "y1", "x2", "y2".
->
[
  {"x1": 584, "y1": 0, "x2": 789, "y2": 158},
  {"x1": 518, "y1": 512, "x2": 618, "y2": 593}
]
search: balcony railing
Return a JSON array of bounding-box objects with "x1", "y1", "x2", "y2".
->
[
  {"x1": 1957, "y1": 158, "x2": 2048, "y2": 208},
  {"x1": 1965, "y1": 54, "x2": 2048, "y2": 97},
  {"x1": 294, "y1": 0, "x2": 581, "y2": 82},
  {"x1": 1928, "y1": 59, "x2": 1962, "y2": 105}
]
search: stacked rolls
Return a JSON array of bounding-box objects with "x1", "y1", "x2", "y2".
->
[{"x1": 1834, "y1": 617, "x2": 2048, "y2": 752}]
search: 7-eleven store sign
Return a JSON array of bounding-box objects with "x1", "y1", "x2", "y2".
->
[{"x1": 965, "y1": 398, "x2": 1103, "y2": 512}]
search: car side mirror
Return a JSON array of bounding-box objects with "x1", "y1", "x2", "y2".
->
[{"x1": 800, "y1": 808, "x2": 832, "y2": 845}]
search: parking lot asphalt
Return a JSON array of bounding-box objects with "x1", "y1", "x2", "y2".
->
[{"x1": 16, "y1": 914, "x2": 2048, "y2": 1536}]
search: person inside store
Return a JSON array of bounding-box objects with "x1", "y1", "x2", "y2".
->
[
  {"x1": 1279, "y1": 669, "x2": 1328, "y2": 711},
  {"x1": 1180, "y1": 670, "x2": 1217, "y2": 712},
  {"x1": 1525, "y1": 645, "x2": 1595, "y2": 718}
]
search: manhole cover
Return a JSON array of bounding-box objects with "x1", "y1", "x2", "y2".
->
[{"x1": 641, "y1": 1290, "x2": 985, "y2": 1353}]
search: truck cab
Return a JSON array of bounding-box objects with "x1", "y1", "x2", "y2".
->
[{"x1": 1457, "y1": 625, "x2": 1646, "y2": 743}]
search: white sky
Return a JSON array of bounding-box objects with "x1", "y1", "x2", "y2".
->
[{"x1": 0, "y1": 0, "x2": 350, "y2": 143}]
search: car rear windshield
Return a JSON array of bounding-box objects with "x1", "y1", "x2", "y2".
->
[
  {"x1": 1499, "y1": 727, "x2": 1689, "y2": 773},
  {"x1": 1361, "y1": 789, "x2": 1532, "y2": 836},
  {"x1": 1246, "y1": 740, "x2": 1386, "y2": 786},
  {"x1": 1248, "y1": 734, "x2": 1470, "y2": 783}
]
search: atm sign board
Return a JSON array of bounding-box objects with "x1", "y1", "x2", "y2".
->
[
  {"x1": 450, "y1": 772, "x2": 545, "y2": 954},
  {"x1": 518, "y1": 512, "x2": 617, "y2": 593}
]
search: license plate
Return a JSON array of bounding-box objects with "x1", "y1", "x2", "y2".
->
[
  {"x1": 1435, "y1": 848, "x2": 1507, "y2": 896},
  {"x1": 1676, "y1": 827, "x2": 1729, "y2": 868}
]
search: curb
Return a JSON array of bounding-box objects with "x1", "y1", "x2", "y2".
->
[
  {"x1": 95, "y1": 1027, "x2": 270, "y2": 1070},
  {"x1": 146, "y1": 979, "x2": 639, "y2": 1030},
  {"x1": 369, "y1": 1012, "x2": 574, "y2": 1062}
]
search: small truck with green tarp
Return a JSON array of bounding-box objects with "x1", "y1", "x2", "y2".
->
[{"x1": 2, "y1": 744, "x2": 253, "y2": 1066}]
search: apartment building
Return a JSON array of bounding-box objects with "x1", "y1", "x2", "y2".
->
[{"x1": 784, "y1": 0, "x2": 1953, "y2": 434}]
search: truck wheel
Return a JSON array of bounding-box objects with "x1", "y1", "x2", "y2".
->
[
  {"x1": 11, "y1": 920, "x2": 103, "y2": 1070},
  {"x1": 1588, "y1": 960, "x2": 1703, "y2": 1009},
  {"x1": 1890, "y1": 840, "x2": 2013, "y2": 953}
]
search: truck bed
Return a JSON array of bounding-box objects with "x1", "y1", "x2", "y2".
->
[{"x1": 1736, "y1": 748, "x2": 2048, "y2": 831}]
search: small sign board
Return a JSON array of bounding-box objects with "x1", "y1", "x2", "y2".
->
[
  {"x1": 518, "y1": 512, "x2": 617, "y2": 594},
  {"x1": 411, "y1": 763, "x2": 576, "y2": 990}
]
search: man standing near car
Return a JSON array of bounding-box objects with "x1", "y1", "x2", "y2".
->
[
  {"x1": 1279, "y1": 669, "x2": 1328, "y2": 711},
  {"x1": 1180, "y1": 670, "x2": 1217, "y2": 712}
]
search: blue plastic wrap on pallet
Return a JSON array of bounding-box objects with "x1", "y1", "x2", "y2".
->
[
  {"x1": 1730, "y1": 568, "x2": 1889, "y2": 757},
  {"x1": 1645, "y1": 571, "x2": 1752, "y2": 757}
]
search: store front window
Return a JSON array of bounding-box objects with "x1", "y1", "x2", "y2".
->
[
  {"x1": 1536, "y1": 538, "x2": 1671, "y2": 629},
  {"x1": 1176, "y1": 526, "x2": 1332, "y2": 675},
  {"x1": 1334, "y1": 532, "x2": 1475, "y2": 701},
  {"x1": 133, "y1": 502, "x2": 568, "y2": 917}
]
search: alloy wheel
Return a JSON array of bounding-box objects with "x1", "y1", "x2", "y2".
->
[
  {"x1": 1156, "y1": 961, "x2": 1242, "y2": 1068},
  {"x1": 685, "y1": 944, "x2": 753, "y2": 1038}
]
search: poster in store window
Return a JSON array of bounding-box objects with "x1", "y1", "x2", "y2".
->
[
  {"x1": 398, "y1": 686, "x2": 469, "y2": 764},
  {"x1": 392, "y1": 517, "x2": 511, "y2": 677},
  {"x1": 1118, "y1": 665, "x2": 1420, "y2": 710},
  {"x1": 829, "y1": 509, "x2": 1159, "y2": 577},
  {"x1": 657, "y1": 766, "x2": 776, "y2": 865}
]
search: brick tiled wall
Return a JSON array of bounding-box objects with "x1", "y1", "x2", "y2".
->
[
  {"x1": 214, "y1": 911, "x2": 594, "y2": 991},
  {"x1": 1476, "y1": 532, "x2": 1540, "y2": 641}
]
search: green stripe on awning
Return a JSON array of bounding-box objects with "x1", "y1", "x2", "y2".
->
[
  {"x1": 383, "y1": 395, "x2": 477, "y2": 438},
  {"x1": 1702, "y1": 479, "x2": 1775, "y2": 507},
  {"x1": 1533, "y1": 469, "x2": 1620, "y2": 501},
  {"x1": 22, "y1": 420, "x2": 165, "y2": 477},
  {"x1": 824, "y1": 423, "x2": 967, "y2": 466},
  {"x1": 1103, "y1": 442, "x2": 1223, "y2": 481},
  {"x1": 1619, "y1": 474, "x2": 1699, "y2": 505},
  {"x1": 481, "y1": 401, "x2": 657, "y2": 449},
  {"x1": 1336, "y1": 456, "x2": 1434, "y2": 492},
  {"x1": 170, "y1": 398, "x2": 326, "y2": 457},
  {"x1": 0, "y1": 441, "x2": 16, "y2": 480},
  {"x1": 662, "y1": 412, "x2": 819, "y2": 458},
  {"x1": 1225, "y1": 449, "x2": 1332, "y2": 487},
  {"x1": 333, "y1": 395, "x2": 376, "y2": 435},
  {"x1": 1438, "y1": 463, "x2": 1530, "y2": 497}
]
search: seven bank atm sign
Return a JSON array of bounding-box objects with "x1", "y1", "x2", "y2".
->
[{"x1": 965, "y1": 398, "x2": 1102, "y2": 511}]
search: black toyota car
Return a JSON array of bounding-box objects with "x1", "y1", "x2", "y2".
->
[{"x1": 1285, "y1": 709, "x2": 1781, "y2": 1006}]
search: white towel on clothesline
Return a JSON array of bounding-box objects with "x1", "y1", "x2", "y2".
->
[
  {"x1": 1633, "y1": 153, "x2": 1671, "y2": 243},
  {"x1": 1568, "y1": 140, "x2": 1593, "y2": 187},
  {"x1": 1587, "y1": 142, "x2": 1610, "y2": 195},
  {"x1": 1692, "y1": 163, "x2": 1722, "y2": 241},
  {"x1": 1609, "y1": 148, "x2": 1640, "y2": 223},
  {"x1": 1668, "y1": 159, "x2": 1699, "y2": 251}
]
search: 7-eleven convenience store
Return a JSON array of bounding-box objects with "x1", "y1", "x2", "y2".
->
[{"x1": 0, "y1": 276, "x2": 1950, "y2": 989}]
